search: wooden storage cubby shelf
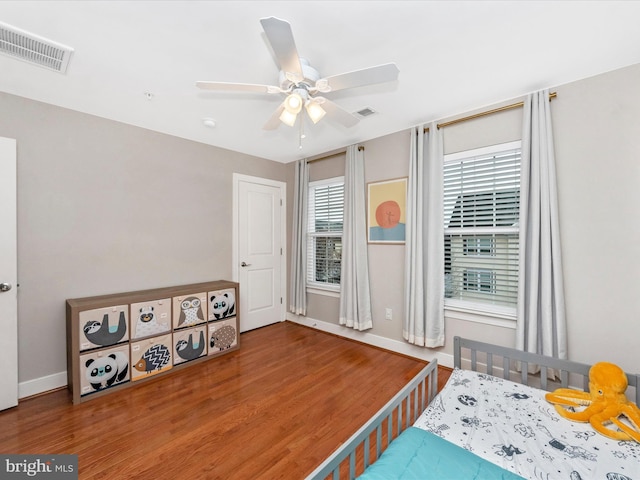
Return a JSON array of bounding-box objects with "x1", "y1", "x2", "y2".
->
[{"x1": 66, "y1": 280, "x2": 239, "y2": 404}]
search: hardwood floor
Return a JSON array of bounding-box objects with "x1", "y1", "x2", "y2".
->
[{"x1": 0, "y1": 322, "x2": 451, "y2": 479}]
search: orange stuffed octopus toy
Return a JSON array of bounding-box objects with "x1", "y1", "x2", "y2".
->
[{"x1": 545, "y1": 362, "x2": 640, "y2": 443}]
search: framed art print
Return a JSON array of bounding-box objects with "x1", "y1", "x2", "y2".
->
[{"x1": 367, "y1": 177, "x2": 407, "y2": 244}]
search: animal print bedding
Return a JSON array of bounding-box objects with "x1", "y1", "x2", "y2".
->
[{"x1": 413, "y1": 368, "x2": 639, "y2": 480}]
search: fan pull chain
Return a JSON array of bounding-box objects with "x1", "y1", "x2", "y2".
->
[{"x1": 298, "y1": 115, "x2": 305, "y2": 149}]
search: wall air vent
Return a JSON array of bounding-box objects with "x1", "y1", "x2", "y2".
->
[
  {"x1": 0, "y1": 21, "x2": 73, "y2": 73},
  {"x1": 355, "y1": 107, "x2": 377, "y2": 118}
]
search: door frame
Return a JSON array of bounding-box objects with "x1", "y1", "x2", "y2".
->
[
  {"x1": 232, "y1": 173, "x2": 287, "y2": 324},
  {"x1": 0, "y1": 137, "x2": 18, "y2": 410}
]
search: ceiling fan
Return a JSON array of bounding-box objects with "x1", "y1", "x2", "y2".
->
[{"x1": 196, "y1": 17, "x2": 399, "y2": 130}]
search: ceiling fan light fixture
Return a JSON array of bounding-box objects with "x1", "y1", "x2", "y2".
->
[
  {"x1": 279, "y1": 108, "x2": 298, "y2": 127},
  {"x1": 305, "y1": 101, "x2": 326, "y2": 124},
  {"x1": 283, "y1": 93, "x2": 303, "y2": 114}
]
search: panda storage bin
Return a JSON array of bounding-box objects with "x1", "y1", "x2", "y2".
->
[
  {"x1": 79, "y1": 344, "x2": 130, "y2": 397},
  {"x1": 208, "y1": 288, "x2": 236, "y2": 321},
  {"x1": 208, "y1": 317, "x2": 238, "y2": 356},
  {"x1": 130, "y1": 298, "x2": 171, "y2": 340},
  {"x1": 172, "y1": 292, "x2": 208, "y2": 330},
  {"x1": 78, "y1": 305, "x2": 129, "y2": 351},
  {"x1": 130, "y1": 334, "x2": 173, "y2": 381},
  {"x1": 173, "y1": 325, "x2": 208, "y2": 365}
]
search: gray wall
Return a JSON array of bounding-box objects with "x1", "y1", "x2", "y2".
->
[
  {"x1": 0, "y1": 93, "x2": 288, "y2": 386},
  {"x1": 297, "y1": 63, "x2": 640, "y2": 373},
  {"x1": 3, "y1": 61, "x2": 639, "y2": 391}
]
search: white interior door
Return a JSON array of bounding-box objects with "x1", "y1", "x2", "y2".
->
[
  {"x1": 0, "y1": 137, "x2": 18, "y2": 410},
  {"x1": 233, "y1": 174, "x2": 285, "y2": 332}
]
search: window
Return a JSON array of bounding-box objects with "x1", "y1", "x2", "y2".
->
[
  {"x1": 463, "y1": 268, "x2": 496, "y2": 294},
  {"x1": 443, "y1": 142, "x2": 521, "y2": 310},
  {"x1": 307, "y1": 177, "x2": 344, "y2": 290},
  {"x1": 463, "y1": 236, "x2": 495, "y2": 256}
]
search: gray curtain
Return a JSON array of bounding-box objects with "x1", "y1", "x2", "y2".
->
[
  {"x1": 289, "y1": 159, "x2": 308, "y2": 315},
  {"x1": 516, "y1": 89, "x2": 567, "y2": 363},
  {"x1": 339, "y1": 145, "x2": 372, "y2": 331},
  {"x1": 403, "y1": 123, "x2": 445, "y2": 347}
]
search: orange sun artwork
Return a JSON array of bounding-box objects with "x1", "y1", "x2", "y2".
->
[
  {"x1": 368, "y1": 177, "x2": 407, "y2": 243},
  {"x1": 375, "y1": 200, "x2": 401, "y2": 229}
]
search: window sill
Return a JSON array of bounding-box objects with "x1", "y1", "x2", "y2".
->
[
  {"x1": 306, "y1": 286, "x2": 340, "y2": 298},
  {"x1": 444, "y1": 301, "x2": 516, "y2": 329}
]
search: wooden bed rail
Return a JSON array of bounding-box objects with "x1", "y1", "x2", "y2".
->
[
  {"x1": 453, "y1": 336, "x2": 640, "y2": 405},
  {"x1": 306, "y1": 360, "x2": 439, "y2": 480}
]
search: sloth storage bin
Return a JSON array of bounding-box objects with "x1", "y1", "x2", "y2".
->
[
  {"x1": 78, "y1": 305, "x2": 129, "y2": 351},
  {"x1": 173, "y1": 325, "x2": 208, "y2": 365}
]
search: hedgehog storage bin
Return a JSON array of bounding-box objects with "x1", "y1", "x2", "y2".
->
[
  {"x1": 67, "y1": 280, "x2": 239, "y2": 404},
  {"x1": 130, "y1": 334, "x2": 173, "y2": 381},
  {"x1": 79, "y1": 344, "x2": 130, "y2": 397},
  {"x1": 208, "y1": 317, "x2": 238, "y2": 355}
]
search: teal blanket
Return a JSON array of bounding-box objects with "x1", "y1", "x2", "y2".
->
[{"x1": 357, "y1": 428, "x2": 524, "y2": 480}]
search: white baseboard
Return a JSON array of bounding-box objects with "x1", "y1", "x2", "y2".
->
[
  {"x1": 19, "y1": 371, "x2": 67, "y2": 399},
  {"x1": 286, "y1": 313, "x2": 454, "y2": 368}
]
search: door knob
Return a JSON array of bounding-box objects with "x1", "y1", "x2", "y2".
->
[
  {"x1": 241, "y1": 262, "x2": 251, "y2": 267},
  {"x1": 0, "y1": 282, "x2": 12, "y2": 292}
]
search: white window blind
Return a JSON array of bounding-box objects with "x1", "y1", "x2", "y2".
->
[
  {"x1": 307, "y1": 177, "x2": 344, "y2": 288},
  {"x1": 444, "y1": 142, "x2": 521, "y2": 309}
]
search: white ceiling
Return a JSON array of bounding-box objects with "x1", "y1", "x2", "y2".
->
[{"x1": 2, "y1": 1, "x2": 640, "y2": 163}]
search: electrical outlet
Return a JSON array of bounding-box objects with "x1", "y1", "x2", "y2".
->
[{"x1": 385, "y1": 308, "x2": 392, "y2": 321}]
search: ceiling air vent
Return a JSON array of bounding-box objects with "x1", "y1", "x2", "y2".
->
[
  {"x1": 355, "y1": 107, "x2": 377, "y2": 118},
  {"x1": 0, "y1": 21, "x2": 74, "y2": 73}
]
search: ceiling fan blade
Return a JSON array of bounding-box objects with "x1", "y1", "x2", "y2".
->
[
  {"x1": 196, "y1": 81, "x2": 282, "y2": 94},
  {"x1": 260, "y1": 17, "x2": 303, "y2": 83},
  {"x1": 315, "y1": 63, "x2": 399, "y2": 93},
  {"x1": 316, "y1": 97, "x2": 360, "y2": 128},
  {"x1": 263, "y1": 103, "x2": 285, "y2": 130}
]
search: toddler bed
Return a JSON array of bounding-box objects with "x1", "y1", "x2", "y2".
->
[{"x1": 307, "y1": 336, "x2": 640, "y2": 480}]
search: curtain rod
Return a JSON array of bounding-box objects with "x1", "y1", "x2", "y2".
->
[
  {"x1": 306, "y1": 145, "x2": 364, "y2": 164},
  {"x1": 424, "y1": 92, "x2": 557, "y2": 132}
]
